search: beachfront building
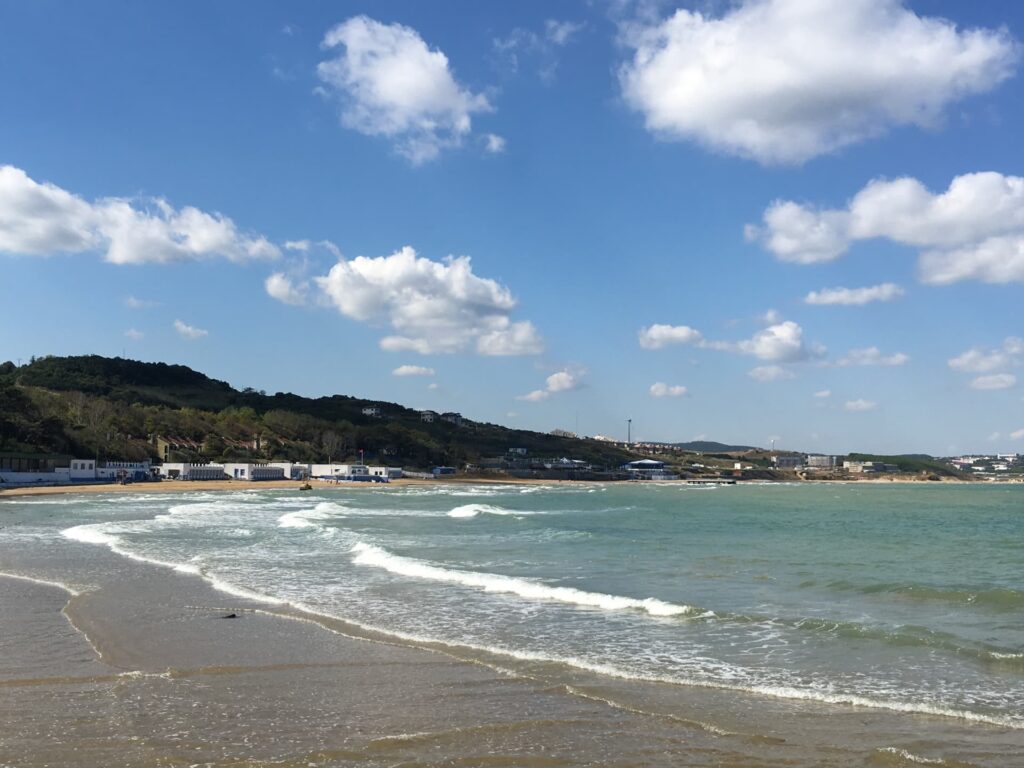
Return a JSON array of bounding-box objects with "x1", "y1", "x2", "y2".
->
[
  {"x1": 621, "y1": 459, "x2": 679, "y2": 480},
  {"x1": 843, "y1": 460, "x2": 883, "y2": 474},
  {"x1": 222, "y1": 462, "x2": 286, "y2": 481},
  {"x1": 158, "y1": 462, "x2": 228, "y2": 480},
  {"x1": 269, "y1": 462, "x2": 310, "y2": 480},
  {"x1": 310, "y1": 463, "x2": 370, "y2": 480},
  {"x1": 772, "y1": 455, "x2": 805, "y2": 470},
  {"x1": 0, "y1": 453, "x2": 74, "y2": 485},
  {"x1": 69, "y1": 459, "x2": 97, "y2": 481},
  {"x1": 368, "y1": 466, "x2": 403, "y2": 480},
  {"x1": 97, "y1": 460, "x2": 154, "y2": 482},
  {"x1": 805, "y1": 455, "x2": 838, "y2": 469}
]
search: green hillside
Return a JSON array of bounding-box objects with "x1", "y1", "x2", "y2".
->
[{"x1": 0, "y1": 355, "x2": 636, "y2": 470}]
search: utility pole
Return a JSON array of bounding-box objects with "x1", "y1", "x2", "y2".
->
[{"x1": 627, "y1": 418, "x2": 632, "y2": 445}]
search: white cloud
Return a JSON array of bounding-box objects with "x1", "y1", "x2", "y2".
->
[
  {"x1": 805, "y1": 283, "x2": 904, "y2": 306},
  {"x1": 427, "y1": 382, "x2": 440, "y2": 391},
  {"x1": 173, "y1": 320, "x2": 208, "y2": 340},
  {"x1": 638, "y1": 323, "x2": 703, "y2": 349},
  {"x1": 641, "y1": 320, "x2": 823, "y2": 363},
  {"x1": 0, "y1": 165, "x2": 280, "y2": 264},
  {"x1": 284, "y1": 239, "x2": 311, "y2": 252},
  {"x1": 1011, "y1": 428, "x2": 1024, "y2": 440},
  {"x1": 619, "y1": 0, "x2": 1018, "y2": 165},
  {"x1": 124, "y1": 295, "x2": 159, "y2": 309},
  {"x1": 844, "y1": 399, "x2": 878, "y2": 412},
  {"x1": 317, "y1": 16, "x2": 492, "y2": 164},
  {"x1": 835, "y1": 347, "x2": 909, "y2": 367},
  {"x1": 753, "y1": 173, "x2": 1024, "y2": 284},
  {"x1": 393, "y1": 365, "x2": 435, "y2": 377},
  {"x1": 948, "y1": 337, "x2": 1022, "y2": 373},
  {"x1": 265, "y1": 273, "x2": 308, "y2": 306},
  {"x1": 545, "y1": 20, "x2": 584, "y2": 46},
  {"x1": 650, "y1": 381, "x2": 687, "y2": 397},
  {"x1": 309, "y1": 246, "x2": 541, "y2": 356},
  {"x1": 484, "y1": 133, "x2": 507, "y2": 153},
  {"x1": 733, "y1": 321, "x2": 823, "y2": 363},
  {"x1": 748, "y1": 365, "x2": 794, "y2": 382},
  {"x1": 518, "y1": 368, "x2": 585, "y2": 402},
  {"x1": 757, "y1": 309, "x2": 781, "y2": 325},
  {"x1": 970, "y1": 373, "x2": 1016, "y2": 390},
  {"x1": 493, "y1": 19, "x2": 583, "y2": 83},
  {"x1": 988, "y1": 432, "x2": 1001, "y2": 441},
  {"x1": 124, "y1": 329, "x2": 144, "y2": 340},
  {"x1": 814, "y1": 389, "x2": 831, "y2": 398}
]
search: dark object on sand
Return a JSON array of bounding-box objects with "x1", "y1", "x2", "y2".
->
[
  {"x1": 220, "y1": 613, "x2": 239, "y2": 619},
  {"x1": 299, "y1": 483, "x2": 312, "y2": 491}
]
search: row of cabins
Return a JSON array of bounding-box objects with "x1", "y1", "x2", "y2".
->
[
  {"x1": 158, "y1": 461, "x2": 404, "y2": 482},
  {"x1": 358, "y1": 405, "x2": 464, "y2": 427},
  {"x1": 0, "y1": 454, "x2": 155, "y2": 486}
]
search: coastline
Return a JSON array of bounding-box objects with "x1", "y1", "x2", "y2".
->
[
  {"x1": 1, "y1": 474, "x2": 1010, "y2": 500},
  {"x1": 3, "y1": 486, "x2": 1022, "y2": 766}
]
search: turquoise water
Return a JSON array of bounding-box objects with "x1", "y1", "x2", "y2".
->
[{"x1": 5, "y1": 482, "x2": 1023, "y2": 730}]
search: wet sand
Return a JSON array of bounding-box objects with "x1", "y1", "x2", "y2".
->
[{"x1": 3, "y1": 517, "x2": 1023, "y2": 767}]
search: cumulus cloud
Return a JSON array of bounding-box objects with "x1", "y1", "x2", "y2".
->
[
  {"x1": 814, "y1": 389, "x2": 832, "y2": 398},
  {"x1": 124, "y1": 329, "x2": 144, "y2": 341},
  {"x1": 0, "y1": 165, "x2": 280, "y2": 264},
  {"x1": 619, "y1": 0, "x2": 1018, "y2": 164},
  {"x1": 948, "y1": 337, "x2": 1022, "y2": 373},
  {"x1": 752, "y1": 172, "x2": 1024, "y2": 284},
  {"x1": 650, "y1": 381, "x2": 687, "y2": 397},
  {"x1": 844, "y1": 399, "x2": 878, "y2": 412},
  {"x1": 835, "y1": 347, "x2": 909, "y2": 367},
  {"x1": 393, "y1": 365, "x2": 435, "y2": 377},
  {"x1": 638, "y1": 324, "x2": 703, "y2": 349},
  {"x1": 641, "y1": 320, "x2": 824, "y2": 363},
  {"x1": 748, "y1": 365, "x2": 794, "y2": 382},
  {"x1": 518, "y1": 368, "x2": 585, "y2": 402},
  {"x1": 970, "y1": 373, "x2": 1016, "y2": 390},
  {"x1": 1011, "y1": 428, "x2": 1024, "y2": 440},
  {"x1": 805, "y1": 283, "x2": 904, "y2": 306},
  {"x1": 317, "y1": 16, "x2": 492, "y2": 164},
  {"x1": 265, "y1": 273, "x2": 308, "y2": 306},
  {"x1": 284, "y1": 245, "x2": 541, "y2": 356},
  {"x1": 173, "y1": 320, "x2": 208, "y2": 340}
]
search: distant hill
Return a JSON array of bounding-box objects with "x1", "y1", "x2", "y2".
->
[
  {"x1": 0, "y1": 355, "x2": 636, "y2": 470},
  {"x1": 669, "y1": 440, "x2": 760, "y2": 453}
]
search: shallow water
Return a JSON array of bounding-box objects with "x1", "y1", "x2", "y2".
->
[{"x1": 2, "y1": 482, "x2": 1023, "y2": 765}]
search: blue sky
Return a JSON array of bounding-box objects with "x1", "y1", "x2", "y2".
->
[{"x1": 1, "y1": 0, "x2": 1023, "y2": 455}]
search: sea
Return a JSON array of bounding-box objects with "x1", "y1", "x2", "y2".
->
[{"x1": 2, "y1": 481, "x2": 1023, "y2": 764}]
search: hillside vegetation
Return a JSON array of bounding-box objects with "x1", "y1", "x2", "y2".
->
[{"x1": 0, "y1": 355, "x2": 635, "y2": 469}]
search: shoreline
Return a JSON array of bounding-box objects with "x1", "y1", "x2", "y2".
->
[{"x1": 1, "y1": 474, "x2": 1013, "y2": 500}]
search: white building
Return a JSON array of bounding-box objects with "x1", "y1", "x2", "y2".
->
[
  {"x1": 362, "y1": 406, "x2": 383, "y2": 417},
  {"x1": 309, "y1": 463, "x2": 370, "y2": 480},
  {"x1": 158, "y1": 462, "x2": 227, "y2": 480},
  {"x1": 367, "y1": 466, "x2": 403, "y2": 479},
  {"x1": 805, "y1": 455, "x2": 837, "y2": 469},
  {"x1": 97, "y1": 460, "x2": 153, "y2": 481},
  {"x1": 419, "y1": 410, "x2": 438, "y2": 423},
  {"x1": 268, "y1": 462, "x2": 310, "y2": 480},
  {"x1": 68, "y1": 459, "x2": 97, "y2": 480},
  {"x1": 772, "y1": 455, "x2": 804, "y2": 470},
  {"x1": 222, "y1": 462, "x2": 286, "y2": 481}
]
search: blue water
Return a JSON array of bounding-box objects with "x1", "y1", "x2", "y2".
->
[{"x1": 6, "y1": 482, "x2": 1024, "y2": 729}]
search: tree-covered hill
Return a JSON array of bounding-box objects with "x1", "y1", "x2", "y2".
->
[{"x1": 0, "y1": 355, "x2": 636, "y2": 470}]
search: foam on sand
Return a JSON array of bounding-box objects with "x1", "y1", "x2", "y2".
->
[{"x1": 350, "y1": 542, "x2": 697, "y2": 617}]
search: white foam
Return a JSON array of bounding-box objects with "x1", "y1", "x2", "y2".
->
[
  {"x1": 61, "y1": 523, "x2": 201, "y2": 575},
  {"x1": 351, "y1": 542, "x2": 697, "y2": 617},
  {"x1": 876, "y1": 748, "x2": 949, "y2": 765},
  {"x1": 277, "y1": 501, "x2": 348, "y2": 529},
  {"x1": 0, "y1": 571, "x2": 83, "y2": 596},
  {"x1": 447, "y1": 503, "x2": 518, "y2": 518}
]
